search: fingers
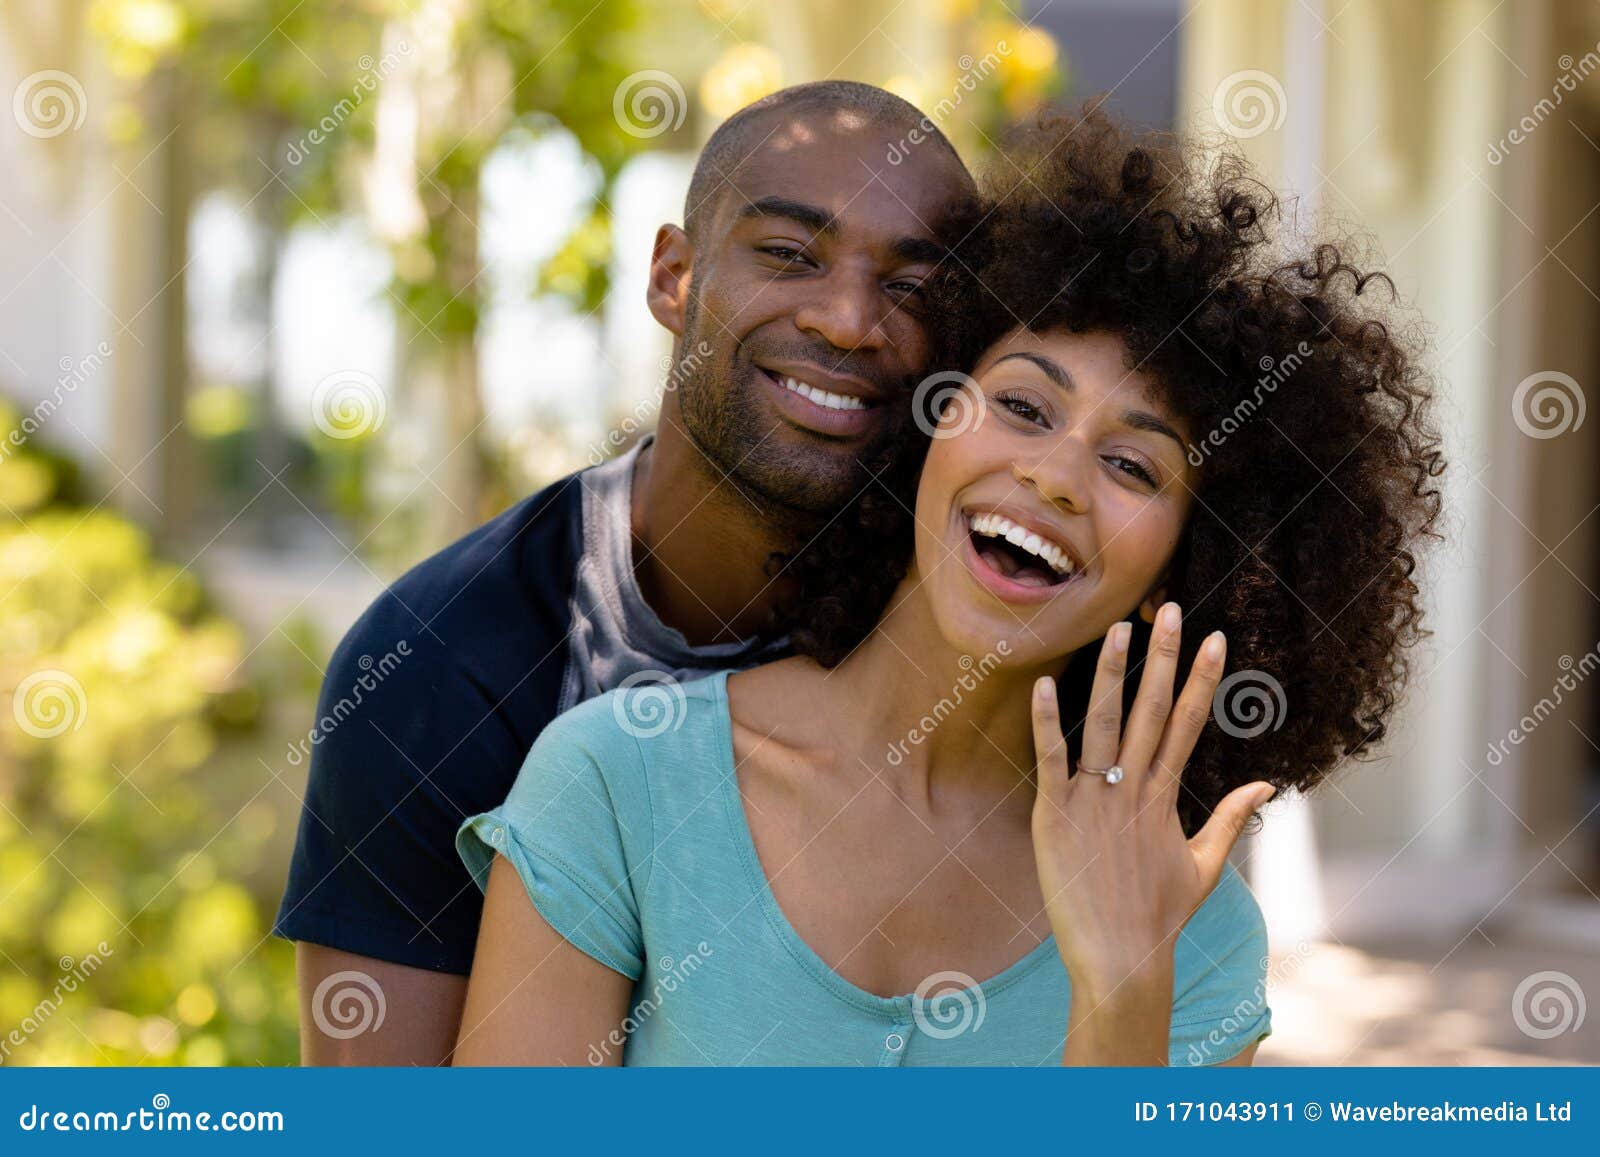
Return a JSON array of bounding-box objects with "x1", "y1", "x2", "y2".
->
[
  {"x1": 1120, "y1": 602, "x2": 1182, "y2": 778},
  {"x1": 1031, "y1": 676, "x2": 1073, "y2": 805},
  {"x1": 1148, "y1": 629, "x2": 1228, "y2": 806},
  {"x1": 1079, "y1": 622, "x2": 1132, "y2": 775},
  {"x1": 1189, "y1": 781, "x2": 1276, "y2": 887}
]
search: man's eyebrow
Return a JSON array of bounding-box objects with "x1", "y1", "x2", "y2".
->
[
  {"x1": 736, "y1": 196, "x2": 835, "y2": 235},
  {"x1": 892, "y1": 236, "x2": 948, "y2": 265},
  {"x1": 993, "y1": 351, "x2": 1186, "y2": 450}
]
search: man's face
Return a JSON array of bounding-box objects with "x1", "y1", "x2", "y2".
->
[{"x1": 671, "y1": 108, "x2": 972, "y2": 514}]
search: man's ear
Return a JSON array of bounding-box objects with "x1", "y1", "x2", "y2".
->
[{"x1": 646, "y1": 224, "x2": 693, "y2": 337}]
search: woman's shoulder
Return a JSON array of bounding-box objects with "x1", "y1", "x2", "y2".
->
[
  {"x1": 528, "y1": 669, "x2": 732, "y2": 788},
  {"x1": 1172, "y1": 861, "x2": 1269, "y2": 990}
]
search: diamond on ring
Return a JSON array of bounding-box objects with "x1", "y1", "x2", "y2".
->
[{"x1": 1105, "y1": 765, "x2": 1123, "y2": 784}]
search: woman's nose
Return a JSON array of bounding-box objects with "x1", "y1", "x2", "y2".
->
[{"x1": 1013, "y1": 444, "x2": 1091, "y2": 513}]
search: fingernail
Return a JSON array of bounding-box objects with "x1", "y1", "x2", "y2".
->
[
  {"x1": 1159, "y1": 602, "x2": 1181, "y2": 631},
  {"x1": 1037, "y1": 675, "x2": 1055, "y2": 698},
  {"x1": 1112, "y1": 622, "x2": 1132, "y2": 653},
  {"x1": 1254, "y1": 784, "x2": 1277, "y2": 807},
  {"x1": 1203, "y1": 631, "x2": 1225, "y2": 661}
]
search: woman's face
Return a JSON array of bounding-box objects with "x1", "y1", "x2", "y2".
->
[{"x1": 911, "y1": 327, "x2": 1196, "y2": 667}]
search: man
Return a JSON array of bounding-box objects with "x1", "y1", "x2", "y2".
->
[{"x1": 275, "y1": 80, "x2": 978, "y2": 1064}]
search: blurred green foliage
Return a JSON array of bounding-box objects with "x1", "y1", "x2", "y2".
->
[{"x1": 0, "y1": 402, "x2": 299, "y2": 1065}]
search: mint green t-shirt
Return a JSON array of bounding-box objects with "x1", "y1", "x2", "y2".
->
[{"x1": 457, "y1": 670, "x2": 1272, "y2": 1066}]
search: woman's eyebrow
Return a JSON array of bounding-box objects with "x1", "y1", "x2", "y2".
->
[{"x1": 993, "y1": 351, "x2": 1186, "y2": 450}]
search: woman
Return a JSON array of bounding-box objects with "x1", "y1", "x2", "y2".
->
[{"x1": 451, "y1": 109, "x2": 1443, "y2": 1066}]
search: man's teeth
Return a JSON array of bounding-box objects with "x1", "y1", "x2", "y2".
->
[
  {"x1": 969, "y1": 512, "x2": 1075, "y2": 577},
  {"x1": 780, "y1": 376, "x2": 867, "y2": 412}
]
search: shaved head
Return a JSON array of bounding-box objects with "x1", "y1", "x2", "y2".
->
[{"x1": 684, "y1": 81, "x2": 972, "y2": 238}]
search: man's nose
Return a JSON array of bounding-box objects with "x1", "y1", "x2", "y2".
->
[{"x1": 792, "y1": 267, "x2": 888, "y2": 353}]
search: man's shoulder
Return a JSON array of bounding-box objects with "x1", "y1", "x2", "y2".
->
[{"x1": 338, "y1": 468, "x2": 590, "y2": 659}]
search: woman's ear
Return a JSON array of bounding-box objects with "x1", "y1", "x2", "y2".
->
[{"x1": 646, "y1": 224, "x2": 693, "y2": 336}]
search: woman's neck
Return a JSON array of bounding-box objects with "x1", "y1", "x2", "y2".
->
[{"x1": 824, "y1": 576, "x2": 1057, "y2": 816}]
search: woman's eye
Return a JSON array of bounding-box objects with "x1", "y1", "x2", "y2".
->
[
  {"x1": 1107, "y1": 455, "x2": 1158, "y2": 487},
  {"x1": 887, "y1": 279, "x2": 924, "y2": 296},
  {"x1": 995, "y1": 393, "x2": 1046, "y2": 425}
]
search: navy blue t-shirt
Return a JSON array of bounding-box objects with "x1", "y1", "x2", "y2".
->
[{"x1": 274, "y1": 447, "x2": 785, "y2": 973}]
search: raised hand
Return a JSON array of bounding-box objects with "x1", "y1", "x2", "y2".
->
[{"x1": 1030, "y1": 603, "x2": 1275, "y2": 1049}]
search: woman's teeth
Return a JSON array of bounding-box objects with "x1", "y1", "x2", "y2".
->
[
  {"x1": 779, "y1": 375, "x2": 867, "y2": 411},
  {"x1": 969, "y1": 512, "x2": 1075, "y2": 578}
]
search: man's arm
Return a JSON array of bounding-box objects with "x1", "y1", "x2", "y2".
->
[
  {"x1": 452, "y1": 855, "x2": 633, "y2": 1066},
  {"x1": 296, "y1": 943, "x2": 468, "y2": 1066}
]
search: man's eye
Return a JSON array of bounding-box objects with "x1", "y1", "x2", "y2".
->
[{"x1": 760, "y1": 246, "x2": 809, "y2": 263}]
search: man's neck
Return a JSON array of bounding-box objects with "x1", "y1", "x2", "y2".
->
[{"x1": 629, "y1": 422, "x2": 812, "y2": 647}]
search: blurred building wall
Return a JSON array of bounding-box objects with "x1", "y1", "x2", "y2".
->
[{"x1": 1183, "y1": 0, "x2": 1600, "y2": 947}]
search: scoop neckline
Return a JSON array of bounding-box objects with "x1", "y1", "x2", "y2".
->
[{"x1": 707, "y1": 668, "x2": 1061, "y2": 1021}]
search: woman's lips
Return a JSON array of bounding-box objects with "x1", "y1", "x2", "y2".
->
[{"x1": 960, "y1": 519, "x2": 1082, "y2": 606}]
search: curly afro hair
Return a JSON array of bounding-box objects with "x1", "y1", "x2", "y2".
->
[{"x1": 777, "y1": 104, "x2": 1446, "y2": 835}]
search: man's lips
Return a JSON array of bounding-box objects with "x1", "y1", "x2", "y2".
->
[{"x1": 755, "y1": 364, "x2": 885, "y2": 438}]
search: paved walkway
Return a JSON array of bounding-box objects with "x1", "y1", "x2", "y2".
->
[{"x1": 1260, "y1": 932, "x2": 1599, "y2": 1065}]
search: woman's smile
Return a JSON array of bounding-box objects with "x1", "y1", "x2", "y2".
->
[{"x1": 958, "y1": 503, "x2": 1086, "y2": 606}]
